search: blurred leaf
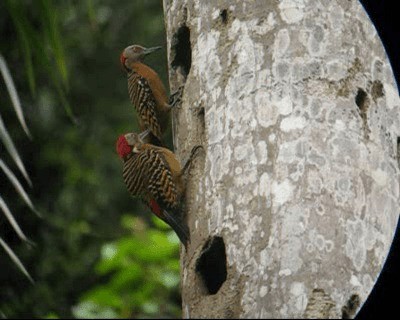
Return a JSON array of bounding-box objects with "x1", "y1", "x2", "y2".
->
[
  {"x1": 97, "y1": 240, "x2": 134, "y2": 274},
  {"x1": 121, "y1": 214, "x2": 136, "y2": 230},
  {"x1": 0, "y1": 195, "x2": 30, "y2": 243},
  {"x1": 165, "y1": 259, "x2": 180, "y2": 272},
  {"x1": 0, "y1": 237, "x2": 33, "y2": 284},
  {"x1": 130, "y1": 281, "x2": 156, "y2": 308},
  {"x1": 86, "y1": 0, "x2": 97, "y2": 30},
  {"x1": 42, "y1": 312, "x2": 59, "y2": 319},
  {"x1": 159, "y1": 271, "x2": 180, "y2": 289},
  {"x1": 0, "y1": 159, "x2": 40, "y2": 218},
  {"x1": 0, "y1": 36, "x2": 35, "y2": 290},
  {"x1": 0, "y1": 53, "x2": 32, "y2": 138},
  {"x1": 38, "y1": 0, "x2": 69, "y2": 89},
  {"x1": 133, "y1": 230, "x2": 178, "y2": 262},
  {"x1": 72, "y1": 301, "x2": 117, "y2": 319},
  {"x1": 28, "y1": 31, "x2": 76, "y2": 123},
  {"x1": 110, "y1": 267, "x2": 142, "y2": 290},
  {"x1": 166, "y1": 230, "x2": 180, "y2": 245},
  {"x1": 4, "y1": 0, "x2": 36, "y2": 96},
  {"x1": 151, "y1": 214, "x2": 171, "y2": 230},
  {"x1": 0, "y1": 113, "x2": 32, "y2": 186},
  {"x1": 81, "y1": 287, "x2": 122, "y2": 309},
  {"x1": 4, "y1": 0, "x2": 74, "y2": 121},
  {"x1": 141, "y1": 301, "x2": 159, "y2": 315},
  {"x1": 100, "y1": 243, "x2": 118, "y2": 260},
  {"x1": 96, "y1": 246, "x2": 142, "y2": 275},
  {"x1": 80, "y1": 212, "x2": 181, "y2": 318}
]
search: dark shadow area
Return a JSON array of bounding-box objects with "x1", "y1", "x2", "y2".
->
[
  {"x1": 171, "y1": 25, "x2": 191, "y2": 79},
  {"x1": 355, "y1": 219, "x2": 400, "y2": 319},
  {"x1": 220, "y1": 9, "x2": 228, "y2": 24},
  {"x1": 195, "y1": 236, "x2": 227, "y2": 295},
  {"x1": 355, "y1": 88, "x2": 368, "y2": 111}
]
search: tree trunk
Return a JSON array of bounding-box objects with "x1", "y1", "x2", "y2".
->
[{"x1": 163, "y1": 0, "x2": 400, "y2": 318}]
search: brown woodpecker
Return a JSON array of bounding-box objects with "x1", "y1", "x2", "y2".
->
[
  {"x1": 120, "y1": 45, "x2": 182, "y2": 146},
  {"x1": 116, "y1": 131, "x2": 200, "y2": 247}
]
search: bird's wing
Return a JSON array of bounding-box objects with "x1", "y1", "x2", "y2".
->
[
  {"x1": 154, "y1": 146, "x2": 184, "y2": 195},
  {"x1": 127, "y1": 72, "x2": 162, "y2": 140},
  {"x1": 146, "y1": 148, "x2": 179, "y2": 210},
  {"x1": 153, "y1": 146, "x2": 182, "y2": 176},
  {"x1": 122, "y1": 153, "x2": 146, "y2": 198}
]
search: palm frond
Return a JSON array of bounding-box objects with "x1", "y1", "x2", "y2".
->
[
  {"x1": 0, "y1": 196, "x2": 31, "y2": 244},
  {"x1": 39, "y1": 0, "x2": 69, "y2": 89},
  {"x1": 0, "y1": 113, "x2": 32, "y2": 187},
  {"x1": 0, "y1": 159, "x2": 41, "y2": 218},
  {"x1": 1, "y1": 0, "x2": 71, "y2": 287},
  {"x1": 5, "y1": 0, "x2": 37, "y2": 97},
  {"x1": 29, "y1": 34, "x2": 76, "y2": 123},
  {"x1": 0, "y1": 52, "x2": 35, "y2": 282},
  {"x1": 4, "y1": 0, "x2": 74, "y2": 121},
  {"x1": 0, "y1": 54, "x2": 32, "y2": 139},
  {"x1": 0, "y1": 237, "x2": 34, "y2": 284}
]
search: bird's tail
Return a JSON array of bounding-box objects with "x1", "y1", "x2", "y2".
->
[{"x1": 162, "y1": 209, "x2": 190, "y2": 248}]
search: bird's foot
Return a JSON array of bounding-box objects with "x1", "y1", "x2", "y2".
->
[{"x1": 169, "y1": 86, "x2": 184, "y2": 109}]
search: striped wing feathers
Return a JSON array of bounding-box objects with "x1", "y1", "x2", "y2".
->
[
  {"x1": 122, "y1": 151, "x2": 147, "y2": 197},
  {"x1": 122, "y1": 146, "x2": 180, "y2": 209},
  {"x1": 146, "y1": 148, "x2": 179, "y2": 210},
  {"x1": 127, "y1": 72, "x2": 162, "y2": 140}
]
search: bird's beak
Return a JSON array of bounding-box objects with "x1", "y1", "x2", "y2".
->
[
  {"x1": 143, "y1": 46, "x2": 162, "y2": 56},
  {"x1": 139, "y1": 129, "x2": 151, "y2": 141}
]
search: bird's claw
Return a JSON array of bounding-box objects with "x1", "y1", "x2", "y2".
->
[{"x1": 169, "y1": 86, "x2": 184, "y2": 109}]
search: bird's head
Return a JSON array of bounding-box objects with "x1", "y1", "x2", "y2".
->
[
  {"x1": 120, "y1": 45, "x2": 161, "y2": 71},
  {"x1": 116, "y1": 130, "x2": 150, "y2": 159}
]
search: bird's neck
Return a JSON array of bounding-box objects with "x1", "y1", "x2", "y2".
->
[
  {"x1": 128, "y1": 62, "x2": 157, "y2": 78},
  {"x1": 127, "y1": 61, "x2": 145, "y2": 73}
]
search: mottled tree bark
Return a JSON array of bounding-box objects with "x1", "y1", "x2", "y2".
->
[{"x1": 163, "y1": 0, "x2": 400, "y2": 318}]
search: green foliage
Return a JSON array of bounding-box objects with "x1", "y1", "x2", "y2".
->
[
  {"x1": 4, "y1": 0, "x2": 70, "y2": 115},
  {"x1": 73, "y1": 216, "x2": 181, "y2": 318},
  {"x1": 1, "y1": 0, "x2": 180, "y2": 318}
]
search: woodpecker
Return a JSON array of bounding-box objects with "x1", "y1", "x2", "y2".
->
[
  {"x1": 120, "y1": 45, "x2": 182, "y2": 146},
  {"x1": 116, "y1": 131, "x2": 200, "y2": 247}
]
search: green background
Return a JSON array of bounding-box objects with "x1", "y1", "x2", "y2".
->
[{"x1": 0, "y1": 0, "x2": 181, "y2": 318}]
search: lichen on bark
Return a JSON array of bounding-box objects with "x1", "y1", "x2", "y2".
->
[{"x1": 163, "y1": 0, "x2": 400, "y2": 318}]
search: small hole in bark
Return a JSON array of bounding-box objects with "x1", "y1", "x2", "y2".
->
[
  {"x1": 341, "y1": 294, "x2": 360, "y2": 319},
  {"x1": 195, "y1": 236, "x2": 227, "y2": 295},
  {"x1": 220, "y1": 9, "x2": 228, "y2": 24},
  {"x1": 197, "y1": 105, "x2": 205, "y2": 124},
  {"x1": 171, "y1": 25, "x2": 191, "y2": 79},
  {"x1": 197, "y1": 106, "x2": 205, "y2": 117},
  {"x1": 355, "y1": 88, "x2": 368, "y2": 111},
  {"x1": 355, "y1": 88, "x2": 371, "y2": 139}
]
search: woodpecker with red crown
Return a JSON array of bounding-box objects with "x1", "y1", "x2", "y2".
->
[
  {"x1": 116, "y1": 130, "x2": 201, "y2": 247},
  {"x1": 120, "y1": 45, "x2": 182, "y2": 146}
]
